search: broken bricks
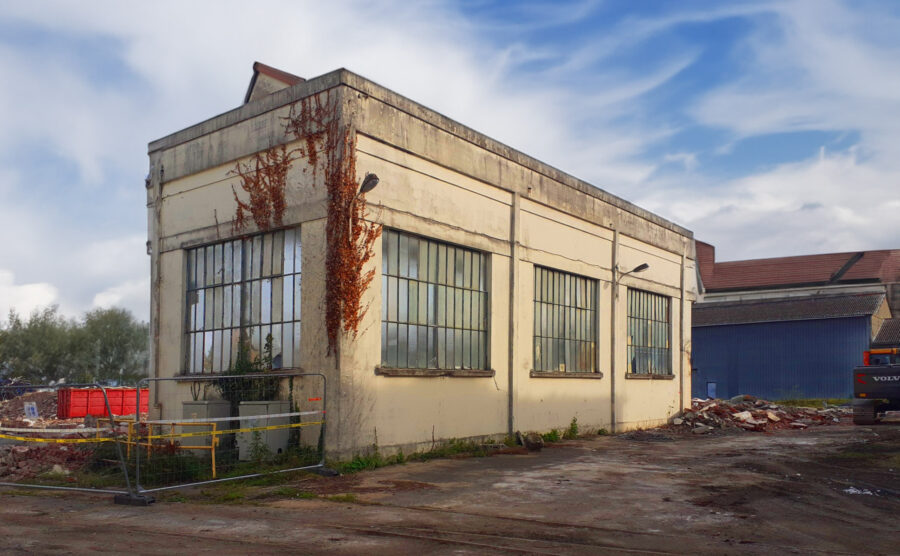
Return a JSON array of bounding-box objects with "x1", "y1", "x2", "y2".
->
[{"x1": 670, "y1": 396, "x2": 850, "y2": 434}]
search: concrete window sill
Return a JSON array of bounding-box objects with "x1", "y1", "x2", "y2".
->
[
  {"x1": 529, "y1": 370, "x2": 604, "y2": 379},
  {"x1": 625, "y1": 373, "x2": 676, "y2": 380},
  {"x1": 375, "y1": 367, "x2": 495, "y2": 378}
]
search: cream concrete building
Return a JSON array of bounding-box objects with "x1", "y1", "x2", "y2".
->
[{"x1": 147, "y1": 62, "x2": 699, "y2": 457}]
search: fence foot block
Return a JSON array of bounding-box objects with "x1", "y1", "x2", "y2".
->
[
  {"x1": 311, "y1": 467, "x2": 339, "y2": 477},
  {"x1": 113, "y1": 494, "x2": 155, "y2": 506}
]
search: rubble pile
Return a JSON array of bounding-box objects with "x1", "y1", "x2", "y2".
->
[
  {"x1": 0, "y1": 445, "x2": 93, "y2": 481},
  {"x1": 673, "y1": 395, "x2": 849, "y2": 435},
  {"x1": 0, "y1": 391, "x2": 108, "y2": 481},
  {"x1": 0, "y1": 390, "x2": 58, "y2": 421}
]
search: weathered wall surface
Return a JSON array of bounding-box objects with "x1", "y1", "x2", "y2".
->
[{"x1": 148, "y1": 71, "x2": 698, "y2": 458}]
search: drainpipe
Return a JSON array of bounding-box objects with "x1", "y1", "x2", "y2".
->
[
  {"x1": 148, "y1": 161, "x2": 163, "y2": 417},
  {"x1": 507, "y1": 192, "x2": 520, "y2": 437},
  {"x1": 609, "y1": 230, "x2": 618, "y2": 433},
  {"x1": 679, "y1": 241, "x2": 686, "y2": 415}
]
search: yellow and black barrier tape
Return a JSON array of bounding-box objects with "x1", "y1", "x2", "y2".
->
[
  {"x1": 0, "y1": 421, "x2": 324, "y2": 444},
  {"x1": 143, "y1": 421, "x2": 324, "y2": 441},
  {"x1": 0, "y1": 433, "x2": 115, "y2": 444}
]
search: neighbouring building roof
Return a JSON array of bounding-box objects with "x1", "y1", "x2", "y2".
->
[
  {"x1": 243, "y1": 62, "x2": 305, "y2": 104},
  {"x1": 696, "y1": 241, "x2": 900, "y2": 293},
  {"x1": 693, "y1": 293, "x2": 886, "y2": 327},
  {"x1": 873, "y1": 318, "x2": 900, "y2": 347}
]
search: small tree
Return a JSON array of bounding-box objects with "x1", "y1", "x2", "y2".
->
[
  {"x1": 72, "y1": 308, "x2": 149, "y2": 384},
  {"x1": 0, "y1": 307, "x2": 74, "y2": 383},
  {"x1": 215, "y1": 334, "x2": 280, "y2": 415}
]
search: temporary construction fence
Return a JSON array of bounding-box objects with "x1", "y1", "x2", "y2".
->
[
  {"x1": 132, "y1": 371, "x2": 325, "y2": 497},
  {"x1": 0, "y1": 383, "x2": 134, "y2": 496},
  {"x1": 0, "y1": 371, "x2": 326, "y2": 504}
]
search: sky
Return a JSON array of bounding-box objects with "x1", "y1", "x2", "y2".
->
[{"x1": 0, "y1": 0, "x2": 898, "y2": 322}]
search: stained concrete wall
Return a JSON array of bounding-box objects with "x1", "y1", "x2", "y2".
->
[{"x1": 148, "y1": 69, "x2": 698, "y2": 458}]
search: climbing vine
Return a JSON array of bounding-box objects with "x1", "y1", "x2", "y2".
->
[
  {"x1": 232, "y1": 91, "x2": 381, "y2": 355},
  {"x1": 229, "y1": 144, "x2": 294, "y2": 232}
]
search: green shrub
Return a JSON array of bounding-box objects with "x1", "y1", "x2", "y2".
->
[
  {"x1": 563, "y1": 417, "x2": 579, "y2": 439},
  {"x1": 541, "y1": 429, "x2": 561, "y2": 443}
]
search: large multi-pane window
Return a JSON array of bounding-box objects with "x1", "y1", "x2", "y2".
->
[
  {"x1": 533, "y1": 267, "x2": 597, "y2": 373},
  {"x1": 185, "y1": 228, "x2": 302, "y2": 374},
  {"x1": 381, "y1": 229, "x2": 488, "y2": 370},
  {"x1": 626, "y1": 289, "x2": 671, "y2": 375}
]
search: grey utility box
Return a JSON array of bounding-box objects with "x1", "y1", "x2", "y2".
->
[
  {"x1": 237, "y1": 400, "x2": 290, "y2": 460},
  {"x1": 181, "y1": 400, "x2": 231, "y2": 449}
]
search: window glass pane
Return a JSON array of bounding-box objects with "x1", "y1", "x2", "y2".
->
[
  {"x1": 282, "y1": 323, "x2": 293, "y2": 368},
  {"x1": 440, "y1": 245, "x2": 450, "y2": 285},
  {"x1": 399, "y1": 234, "x2": 409, "y2": 278},
  {"x1": 272, "y1": 232, "x2": 284, "y2": 276},
  {"x1": 417, "y1": 326, "x2": 428, "y2": 368},
  {"x1": 418, "y1": 283, "x2": 428, "y2": 326},
  {"x1": 408, "y1": 281, "x2": 418, "y2": 324},
  {"x1": 272, "y1": 277, "x2": 283, "y2": 323},
  {"x1": 293, "y1": 274, "x2": 302, "y2": 322},
  {"x1": 284, "y1": 229, "x2": 295, "y2": 275},
  {"x1": 408, "y1": 238, "x2": 419, "y2": 279},
  {"x1": 261, "y1": 279, "x2": 272, "y2": 324},
  {"x1": 407, "y1": 325, "x2": 417, "y2": 368},
  {"x1": 293, "y1": 323, "x2": 301, "y2": 367}
]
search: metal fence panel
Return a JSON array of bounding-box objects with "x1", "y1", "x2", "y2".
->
[
  {"x1": 133, "y1": 371, "x2": 325, "y2": 495},
  {"x1": 0, "y1": 383, "x2": 133, "y2": 496}
]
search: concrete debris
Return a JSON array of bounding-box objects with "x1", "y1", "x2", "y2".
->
[
  {"x1": 516, "y1": 431, "x2": 545, "y2": 451},
  {"x1": 523, "y1": 433, "x2": 544, "y2": 452},
  {"x1": 668, "y1": 396, "x2": 850, "y2": 434},
  {"x1": 732, "y1": 411, "x2": 753, "y2": 422},
  {"x1": 843, "y1": 487, "x2": 875, "y2": 496}
]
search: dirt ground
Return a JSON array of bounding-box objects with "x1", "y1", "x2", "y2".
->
[{"x1": 1, "y1": 421, "x2": 898, "y2": 555}]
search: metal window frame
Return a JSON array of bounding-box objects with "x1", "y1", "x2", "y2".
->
[
  {"x1": 532, "y1": 266, "x2": 599, "y2": 373},
  {"x1": 625, "y1": 288, "x2": 672, "y2": 376},
  {"x1": 380, "y1": 228, "x2": 490, "y2": 371},
  {"x1": 183, "y1": 227, "x2": 302, "y2": 375}
]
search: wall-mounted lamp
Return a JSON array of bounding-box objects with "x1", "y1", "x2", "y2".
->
[
  {"x1": 614, "y1": 262, "x2": 649, "y2": 299},
  {"x1": 348, "y1": 173, "x2": 380, "y2": 245},
  {"x1": 358, "y1": 173, "x2": 380, "y2": 196},
  {"x1": 620, "y1": 263, "x2": 649, "y2": 278}
]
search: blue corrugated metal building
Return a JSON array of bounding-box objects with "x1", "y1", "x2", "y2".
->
[{"x1": 692, "y1": 293, "x2": 885, "y2": 400}]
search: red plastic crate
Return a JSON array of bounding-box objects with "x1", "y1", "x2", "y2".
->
[{"x1": 57, "y1": 388, "x2": 149, "y2": 419}]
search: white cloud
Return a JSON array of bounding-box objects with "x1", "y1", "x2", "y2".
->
[
  {"x1": 641, "y1": 0, "x2": 900, "y2": 259},
  {"x1": 93, "y1": 277, "x2": 150, "y2": 320},
  {"x1": 0, "y1": 270, "x2": 58, "y2": 320},
  {"x1": 662, "y1": 152, "x2": 699, "y2": 172},
  {"x1": 641, "y1": 148, "x2": 900, "y2": 259}
]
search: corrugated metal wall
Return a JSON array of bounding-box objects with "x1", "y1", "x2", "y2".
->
[{"x1": 691, "y1": 317, "x2": 870, "y2": 400}]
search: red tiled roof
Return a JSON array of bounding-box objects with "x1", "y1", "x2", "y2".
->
[
  {"x1": 699, "y1": 245, "x2": 900, "y2": 292},
  {"x1": 693, "y1": 293, "x2": 886, "y2": 327},
  {"x1": 252, "y1": 62, "x2": 304, "y2": 87}
]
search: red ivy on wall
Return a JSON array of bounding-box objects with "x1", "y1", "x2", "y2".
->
[{"x1": 232, "y1": 92, "x2": 381, "y2": 355}]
